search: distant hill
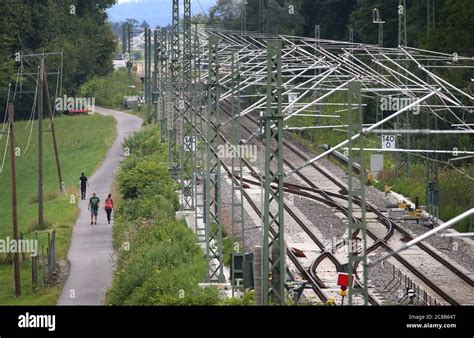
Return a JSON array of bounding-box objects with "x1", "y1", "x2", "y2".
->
[{"x1": 107, "y1": 0, "x2": 215, "y2": 27}]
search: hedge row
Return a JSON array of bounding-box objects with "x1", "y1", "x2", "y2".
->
[{"x1": 105, "y1": 126, "x2": 220, "y2": 305}]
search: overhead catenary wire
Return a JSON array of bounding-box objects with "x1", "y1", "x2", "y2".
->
[
  {"x1": 409, "y1": 151, "x2": 474, "y2": 181},
  {"x1": 183, "y1": 28, "x2": 474, "y2": 305},
  {"x1": 198, "y1": 28, "x2": 474, "y2": 184}
]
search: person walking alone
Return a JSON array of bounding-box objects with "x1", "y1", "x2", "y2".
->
[
  {"x1": 88, "y1": 193, "x2": 100, "y2": 225},
  {"x1": 79, "y1": 173, "x2": 89, "y2": 200},
  {"x1": 105, "y1": 193, "x2": 114, "y2": 225}
]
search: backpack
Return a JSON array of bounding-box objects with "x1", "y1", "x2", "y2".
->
[{"x1": 105, "y1": 198, "x2": 113, "y2": 209}]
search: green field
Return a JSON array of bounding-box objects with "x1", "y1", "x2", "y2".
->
[{"x1": 0, "y1": 113, "x2": 115, "y2": 304}]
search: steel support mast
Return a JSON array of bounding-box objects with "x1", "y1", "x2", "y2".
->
[
  {"x1": 395, "y1": 0, "x2": 410, "y2": 180},
  {"x1": 180, "y1": 0, "x2": 194, "y2": 210},
  {"x1": 241, "y1": 0, "x2": 247, "y2": 36},
  {"x1": 205, "y1": 36, "x2": 224, "y2": 283},
  {"x1": 159, "y1": 28, "x2": 168, "y2": 141},
  {"x1": 153, "y1": 29, "x2": 159, "y2": 123},
  {"x1": 425, "y1": 0, "x2": 439, "y2": 223},
  {"x1": 230, "y1": 51, "x2": 246, "y2": 296},
  {"x1": 145, "y1": 28, "x2": 152, "y2": 123},
  {"x1": 194, "y1": 24, "x2": 207, "y2": 244},
  {"x1": 121, "y1": 22, "x2": 127, "y2": 55},
  {"x1": 169, "y1": 0, "x2": 181, "y2": 178},
  {"x1": 126, "y1": 22, "x2": 133, "y2": 87},
  {"x1": 262, "y1": 40, "x2": 285, "y2": 305},
  {"x1": 347, "y1": 81, "x2": 369, "y2": 305}
]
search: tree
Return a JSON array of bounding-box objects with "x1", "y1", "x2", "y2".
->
[
  {"x1": 208, "y1": 0, "x2": 242, "y2": 30},
  {"x1": 299, "y1": 0, "x2": 357, "y2": 40},
  {"x1": 0, "y1": 0, "x2": 117, "y2": 120}
]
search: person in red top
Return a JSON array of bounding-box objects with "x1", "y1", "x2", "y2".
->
[{"x1": 104, "y1": 193, "x2": 114, "y2": 224}]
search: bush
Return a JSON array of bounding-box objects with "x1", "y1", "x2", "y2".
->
[
  {"x1": 116, "y1": 194, "x2": 176, "y2": 224},
  {"x1": 117, "y1": 158, "x2": 176, "y2": 200},
  {"x1": 106, "y1": 125, "x2": 221, "y2": 305},
  {"x1": 106, "y1": 219, "x2": 210, "y2": 305},
  {"x1": 124, "y1": 253, "x2": 219, "y2": 305},
  {"x1": 78, "y1": 69, "x2": 141, "y2": 108},
  {"x1": 123, "y1": 125, "x2": 165, "y2": 159}
]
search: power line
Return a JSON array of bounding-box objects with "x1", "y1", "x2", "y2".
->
[
  {"x1": 22, "y1": 70, "x2": 39, "y2": 155},
  {"x1": 196, "y1": 0, "x2": 207, "y2": 16},
  {"x1": 2, "y1": 84, "x2": 12, "y2": 132},
  {"x1": 25, "y1": 66, "x2": 40, "y2": 130},
  {"x1": 8, "y1": 102, "x2": 21, "y2": 297},
  {"x1": 0, "y1": 121, "x2": 11, "y2": 174}
]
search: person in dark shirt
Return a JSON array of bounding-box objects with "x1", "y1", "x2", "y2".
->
[
  {"x1": 88, "y1": 193, "x2": 100, "y2": 225},
  {"x1": 79, "y1": 173, "x2": 89, "y2": 200}
]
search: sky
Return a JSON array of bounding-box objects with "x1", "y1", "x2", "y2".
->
[{"x1": 107, "y1": 0, "x2": 217, "y2": 26}]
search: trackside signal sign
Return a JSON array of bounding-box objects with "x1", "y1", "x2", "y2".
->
[
  {"x1": 337, "y1": 272, "x2": 356, "y2": 288},
  {"x1": 382, "y1": 135, "x2": 396, "y2": 149}
]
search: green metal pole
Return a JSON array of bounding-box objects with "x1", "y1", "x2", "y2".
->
[
  {"x1": 347, "y1": 80, "x2": 369, "y2": 305},
  {"x1": 169, "y1": 0, "x2": 181, "y2": 178},
  {"x1": 148, "y1": 28, "x2": 152, "y2": 122},
  {"x1": 127, "y1": 22, "x2": 132, "y2": 87},
  {"x1": 122, "y1": 23, "x2": 127, "y2": 55},
  {"x1": 230, "y1": 51, "x2": 246, "y2": 296},
  {"x1": 180, "y1": 0, "x2": 194, "y2": 211},
  {"x1": 378, "y1": 22, "x2": 383, "y2": 47},
  {"x1": 425, "y1": 110, "x2": 439, "y2": 223},
  {"x1": 395, "y1": 0, "x2": 410, "y2": 181},
  {"x1": 425, "y1": 0, "x2": 438, "y2": 224},
  {"x1": 153, "y1": 29, "x2": 159, "y2": 123},
  {"x1": 241, "y1": 0, "x2": 247, "y2": 36},
  {"x1": 159, "y1": 28, "x2": 168, "y2": 142},
  {"x1": 145, "y1": 27, "x2": 148, "y2": 106},
  {"x1": 262, "y1": 39, "x2": 285, "y2": 305},
  {"x1": 314, "y1": 25, "x2": 320, "y2": 49},
  {"x1": 205, "y1": 35, "x2": 224, "y2": 283},
  {"x1": 193, "y1": 24, "x2": 206, "y2": 244}
]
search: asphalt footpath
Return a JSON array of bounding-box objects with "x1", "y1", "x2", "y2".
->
[{"x1": 57, "y1": 107, "x2": 142, "y2": 305}]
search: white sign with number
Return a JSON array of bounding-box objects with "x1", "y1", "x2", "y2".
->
[
  {"x1": 184, "y1": 136, "x2": 196, "y2": 152},
  {"x1": 288, "y1": 92, "x2": 297, "y2": 114},
  {"x1": 382, "y1": 135, "x2": 396, "y2": 149}
]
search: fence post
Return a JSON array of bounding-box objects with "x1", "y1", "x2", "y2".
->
[{"x1": 42, "y1": 244, "x2": 46, "y2": 282}]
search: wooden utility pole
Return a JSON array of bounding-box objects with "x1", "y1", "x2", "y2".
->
[
  {"x1": 8, "y1": 102, "x2": 21, "y2": 297},
  {"x1": 42, "y1": 63, "x2": 64, "y2": 192},
  {"x1": 38, "y1": 59, "x2": 44, "y2": 227}
]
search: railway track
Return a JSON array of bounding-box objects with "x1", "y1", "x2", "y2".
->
[
  {"x1": 193, "y1": 110, "x2": 331, "y2": 303},
  {"x1": 218, "y1": 100, "x2": 473, "y2": 305},
  {"x1": 214, "y1": 104, "x2": 379, "y2": 304}
]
